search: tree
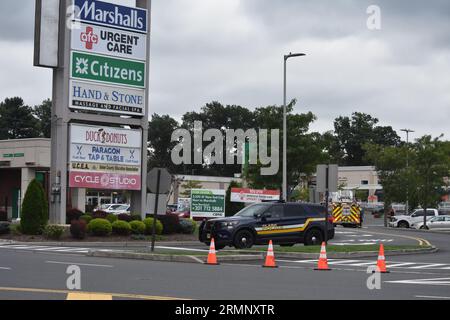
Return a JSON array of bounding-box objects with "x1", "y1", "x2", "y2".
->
[
  {"x1": 0, "y1": 97, "x2": 40, "y2": 140},
  {"x1": 225, "y1": 181, "x2": 245, "y2": 217},
  {"x1": 148, "y1": 114, "x2": 180, "y2": 172},
  {"x1": 413, "y1": 136, "x2": 450, "y2": 228},
  {"x1": 180, "y1": 180, "x2": 203, "y2": 198},
  {"x1": 33, "y1": 99, "x2": 52, "y2": 138},
  {"x1": 328, "y1": 112, "x2": 401, "y2": 166},
  {"x1": 20, "y1": 179, "x2": 48, "y2": 235}
]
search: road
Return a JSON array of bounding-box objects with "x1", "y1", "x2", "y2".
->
[{"x1": 0, "y1": 225, "x2": 449, "y2": 300}]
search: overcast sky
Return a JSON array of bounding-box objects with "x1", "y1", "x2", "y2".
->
[{"x1": 0, "y1": 0, "x2": 449, "y2": 140}]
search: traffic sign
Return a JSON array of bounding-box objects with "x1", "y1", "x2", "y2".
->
[
  {"x1": 147, "y1": 168, "x2": 172, "y2": 194},
  {"x1": 316, "y1": 164, "x2": 338, "y2": 193}
]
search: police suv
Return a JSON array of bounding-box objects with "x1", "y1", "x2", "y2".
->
[{"x1": 199, "y1": 202, "x2": 335, "y2": 249}]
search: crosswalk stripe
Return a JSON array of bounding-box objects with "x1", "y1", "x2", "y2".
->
[
  {"x1": 409, "y1": 264, "x2": 447, "y2": 269},
  {"x1": 387, "y1": 263, "x2": 417, "y2": 268},
  {"x1": 327, "y1": 260, "x2": 361, "y2": 265},
  {"x1": 34, "y1": 247, "x2": 70, "y2": 251},
  {"x1": 346, "y1": 262, "x2": 377, "y2": 267}
]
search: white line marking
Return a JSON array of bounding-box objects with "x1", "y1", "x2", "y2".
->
[
  {"x1": 45, "y1": 261, "x2": 114, "y2": 268},
  {"x1": 387, "y1": 263, "x2": 417, "y2": 268},
  {"x1": 34, "y1": 247, "x2": 71, "y2": 251},
  {"x1": 155, "y1": 246, "x2": 209, "y2": 253},
  {"x1": 347, "y1": 262, "x2": 377, "y2": 267},
  {"x1": 51, "y1": 248, "x2": 90, "y2": 252},
  {"x1": 0, "y1": 267, "x2": 11, "y2": 270},
  {"x1": 409, "y1": 264, "x2": 447, "y2": 269},
  {"x1": 327, "y1": 260, "x2": 362, "y2": 265},
  {"x1": 415, "y1": 295, "x2": 450, "y2": 300}
]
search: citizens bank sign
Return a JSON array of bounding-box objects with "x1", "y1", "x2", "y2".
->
[{"x1": 73, "y1": 0, "x2": 148, "y2": 33}]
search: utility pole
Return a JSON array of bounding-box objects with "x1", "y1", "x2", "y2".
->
[{"x1": 401, "y1": 129, "x2": 415, "y2": 215}]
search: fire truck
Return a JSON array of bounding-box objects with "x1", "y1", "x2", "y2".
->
[{"x1": 330, "y1": 191, "x2": 362, "y2": 228}]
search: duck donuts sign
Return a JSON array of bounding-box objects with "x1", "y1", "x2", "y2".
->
[{"x1": 69, "y1": 124, "x2": 142, "y2": 190}]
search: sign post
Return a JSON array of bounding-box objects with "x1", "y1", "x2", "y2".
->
[
  {"x1": 316, "y1": 164, "x2": 338, "y2": 244},
  {"x1": 34, "y1": 0, "x2": 151, "y2": 224}
]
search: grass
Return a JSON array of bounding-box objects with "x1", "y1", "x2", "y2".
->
[{"x1": 234, "y1": 244, "x2": 429, "y2": 254}]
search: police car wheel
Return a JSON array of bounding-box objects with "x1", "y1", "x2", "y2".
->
[
  {"x1": 304, "y1": 229, "x2": 323, "y2": 246},
  {"x1": 233, "y1": 230, "x2": 255, "y2": 249}
]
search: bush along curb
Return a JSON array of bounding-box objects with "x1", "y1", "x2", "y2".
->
[{"x1": 86, "y1": 249, "x2": 263, "y2": 264}]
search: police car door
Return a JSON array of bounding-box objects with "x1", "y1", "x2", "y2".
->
[
  {"x1": 255, "y1": 204, "x2": 285, "y2": 242},
  {"x1": 281, "y1": 204, "x2": 309, "y2": 241}
]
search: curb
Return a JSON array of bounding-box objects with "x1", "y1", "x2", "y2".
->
[
  {"x1": 236, "y1": 246, "x2": 438, "y2": 260},
  {"x1": 385, "y1": 227, "x2": 450, "y2": 236},
  {"x1": 10, "y1": 241, "x2": 199, "y2": 248},
  {"x1": 86, "y1": 250, "x2": 263, "y2": 264}
]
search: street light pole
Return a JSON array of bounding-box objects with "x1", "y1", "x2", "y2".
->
[
  {"x1": 283, "y1": 53, "x2": 306, "y2": 202},
  {"x1": 401, "y1": 129, "x2": 415, "y2": 215}
]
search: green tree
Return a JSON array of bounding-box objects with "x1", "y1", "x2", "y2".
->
[
  {"x1": 20, "y1": 179, "x2": 48, "y2": 235},
  {"x1": 328, "y1": 112, "x2": 401, "y2": 166},
  {"x1": 0, "y1": 97, "x2": 40, "y2": 139},
  {"x1": 180, "y1": 180, "x2": 203, "y2": 198},
  {"x1": 148, "y1": 114, "x2": 180, "y2": 172},
  {"x1": 225, "y1": 181, "x2": 245, "y2": 217},
  {"x1": 33, "y1": 99, "x2": 52, "y2": 138}
]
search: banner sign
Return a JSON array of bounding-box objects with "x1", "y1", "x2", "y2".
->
[
  {"x1": 71, "y1": 23, "x2": 147, "y2": 61},
  {"x1": 71, "y1": 51, "x2": 145, "y2": 88},
  {"x1": 177, "y1": 198, "x2": 191, "y2": 212},
  {"x1": 71, "y1": 162, "x2": 140, "y2": 174},
  {"x1": 73, "y1": 0, "x2": 148, "y2": 34},
  {"x1": 191, "y1": 189, "x2": 226, "y2": 219},
  {"x1": 70, "y1": 144, "x2": 141, "y2": 166},
  {"x1": 69, "y1": 80, "x2": 145, "y2": 116},
  {"x1": 69, "y1": 171, "x2": 141, "y2": 190},
  {"x1": 70, "y1": 124, "x2": 142, "y2": 148},
  {"x1": 231, "y1": 188, "x2": 281, "y2": 203}
]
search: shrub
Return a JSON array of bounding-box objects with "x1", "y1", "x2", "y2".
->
[
  {"x1": 158, "y1": 214, "x2": 181, "y2": 235},
  {"x1": 66, "y1": 208, "x2": 83, "y2": 224},
  {"x1": 130, "y1": 220, "x2": 146, "y2": 235},
  {"x1": 70, "y1": 220, "x2": 87, "y2": 240},
  {"x1": 0, "y1": 211, "x2": 7, "y2": 222},
  {"x1": 0, "y1": 222, "x2": 10, "y2": 235},
  {"x1": 21, "y1": 179, "x2": 48, "y2": 235},
  {"x1": 79, "y1": 215, "x2": 93, "y2": 224},
  {"x1": 10, "y1": 224, "x2": 22, "y2": 236},
  {"x1": 112, "y1": 221, "x2": 131, "y2": 236},
  {"x1": 179, "y1": 219, "x2": 197, "y2": 234},
  {"x1": 87, "y1": 219, "x2": 112, "y2": 237},
  {"x1": 118, "y1": 214, "x2": 132, "y2": 222},
  {"x1": 130, "y1": 214, "x2": 142, "y2": 221},
  {"x1": 143, "y1": 218, "x2": 163, "y2": 235},
  {"x1": 92, "y1": 210, "x2": 108, "y2": 219},
  {"x1": 43, "y1": 225, "x2": 65, "y2": 240},
  {"x1": 106, "y1": 213, "x2": 118, "y2": 224}
]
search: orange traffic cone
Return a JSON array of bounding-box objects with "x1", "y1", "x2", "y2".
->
[
  {"x1": 376, "y1": 244, "x2": 389, "y2": 273},
  {"x1": 206, "y1": 238, "x2": 219, "y2": 265},
  {"x1": 263, "y1": 240, "x2": 278, "y2": 268},
  {"x1": 315, "y1": 242, "x2": 331, "y2": 271}
]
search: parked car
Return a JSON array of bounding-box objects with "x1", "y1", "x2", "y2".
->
[
  {"x1": 412, "y1": 216, "x2": 450, "y2": 230},
  {"x1": 389, "y1": 209, "x2": 441, "y2": 228},
  {"x1": 96, "y1": 204, "x2": 131, "y2": 215}
]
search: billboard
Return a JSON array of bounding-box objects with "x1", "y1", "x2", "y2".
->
[
  {"x1": 69, "y1": 80, "x2": 145, "y2": 116},
  {"x1": 71, "y1": 51, "x2": 146, "y2": 88},
  {"x1": 73, "y1": 0, "x2": 148, "y2": 34},
  {"x1": 69, "y1": 124, "x2": 142, "y2": 190},
  {"x1": 71, "y1": 23, "x2": 147, "y2": 61},
  {"x1": 230, "y1": 188, "x2": 281, "y2": 203},
  {"x1": 191, "y1": 189, "x2": 226, "y2": 219}
]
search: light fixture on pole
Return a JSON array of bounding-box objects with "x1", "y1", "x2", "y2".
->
[
  {"x1": 400, "y1": 128, "x2": 415, "y2": 215},
  {"x1": 283, "y1": 52, "x2": 306, "y2": 202}
]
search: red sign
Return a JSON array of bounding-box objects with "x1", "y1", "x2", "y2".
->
[
  {"x1": 80, "y1": 26, "x2": 99, "y2": 50},
  {"x1": 69, "y1": 171, "x2": 141, "y2": 190},
  {"x1": 230, "y1": 188, "x2": 281, "y2": 203}
]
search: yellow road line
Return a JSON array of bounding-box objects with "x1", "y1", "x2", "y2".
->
[
  {"x1": 0, "y1": 287, "x2": 190, "y2": 300},
  {"x1": 358, "y1": 229, "x2": 432, "y2": 247},
  {"x1": 67, "y1": 293, "x2": 112, "y2": 300}
]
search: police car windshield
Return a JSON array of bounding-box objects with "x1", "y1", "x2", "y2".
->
[{"x1": 234, "y1": 204, "x2": 271, "y2": 217}]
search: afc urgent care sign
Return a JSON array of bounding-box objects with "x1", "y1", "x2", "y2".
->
[
  {"x1": 230, "y1": 188, "x2": 281, "y2": 203},
  {"x1": 69, "y1": 124, "x2": 142, "y2": 190}
]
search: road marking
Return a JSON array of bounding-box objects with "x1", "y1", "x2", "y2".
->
[
  {"x1": 360, "y1": 229, "x2": 432, "y2": 247},
  {"x1": 67, "y1": 292, "x2": 112, "y2": 300},
  {"x1": 387, "y1": 263, "x2": 417, "y2": 268},
  {"x1": 46, "y1": 261, "x2": 114, "y2": 268},
  {"x1": 415, "y1": 295, "x2": 450, "y2": 300},
  {"x1": 0, "y1": 287, "x2": 190, "y2": 300},
  {"x1": 327, "y1": 260, "x2": 361, "y2": 265},
  {"x1": 409, "y1": 264, "x2": 447, "y2": 269},
  {"x1": 0, "y1": 267, "x2": 11, "y2": 270},
  {"x1": 386, "y1": 277, "x2": 450, "y2": 286},
  {"x1": 155, "y1": 246, "x2": 209, "y2": 253},
  {"x1": 34, "y1": 247, "x2": 72, "y2": 251},
  {"x1": 347, "y1": 262, "x2": 377, "y2": 267}
]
